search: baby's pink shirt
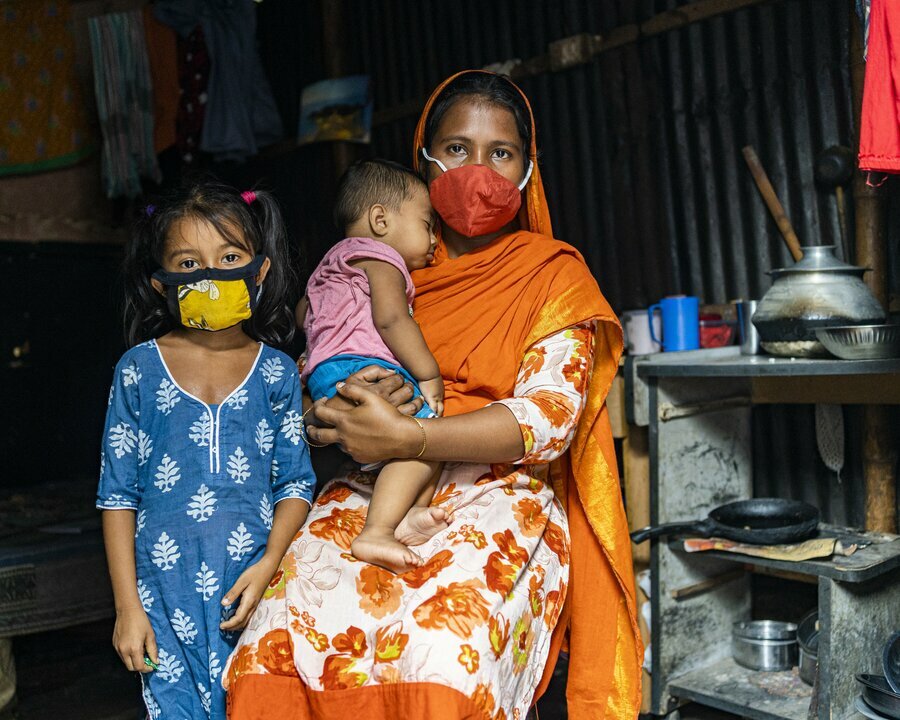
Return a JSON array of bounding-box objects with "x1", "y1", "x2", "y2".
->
[{"x1": 302, "y1": 236, "x2": 414, "y2": 381}]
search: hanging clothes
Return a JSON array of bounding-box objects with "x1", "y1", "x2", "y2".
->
[
  {"x1": 88, "y1": 10, "x2": 161, "y2": 198},
  {"x1": 153, "y1": 0, "x2": 283, "y2": 163},
  {"x1": 143, "y1": 7, "x2": 179, "y2": 155},
  {"x1": 858, "y1": 0, "x2": 900, "y2": 174},
  {"x1": 0, "y1": 1, "x2": 93, "y2": 176},
  {"x1": 175, "y1": 25, "x2": 210, "y2": 166}
]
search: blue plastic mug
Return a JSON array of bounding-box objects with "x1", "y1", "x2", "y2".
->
[{"x1": 648, "y1": 296, "x2": 700, "y2": 352}]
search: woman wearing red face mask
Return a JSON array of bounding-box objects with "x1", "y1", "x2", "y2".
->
[{"x1": 225, "y1": 71, "x2": 641, "y2": 720}]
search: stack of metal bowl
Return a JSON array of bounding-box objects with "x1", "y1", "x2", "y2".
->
[{"x1": 855, "y1": 631, "x2": 900, "y2": 719}]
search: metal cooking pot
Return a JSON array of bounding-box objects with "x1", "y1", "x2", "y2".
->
[
  {"x1": 732, "y1": 620, "x2": 798, "y2": 671},
  {"x1": 752, "y1": 245, "x2": 886, "y2": 357},
  {"x1": 797, "y1": 610, "x2": 819, "y2": 686}
]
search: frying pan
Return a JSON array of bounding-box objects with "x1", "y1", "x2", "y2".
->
[{"x1": 630, "y1": 498, "x2": 819, "y2": 545}]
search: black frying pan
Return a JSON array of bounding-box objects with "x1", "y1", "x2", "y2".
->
[{"x1": 630, "y1": 498, "x2": 819, "y2": 545}]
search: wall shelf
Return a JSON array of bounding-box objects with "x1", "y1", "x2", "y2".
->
[
  {"x1": 668, "y1": 527, "x2": 900, "y2": 583},
  {"x1": 627, "y1": 348, "x2": 900, "y2": 719},
  {"x1": 668, "y1": 657, "x2": 812, "y2": 720}
]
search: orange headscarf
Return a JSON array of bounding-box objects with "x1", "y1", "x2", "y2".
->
[{"x1": 412, "y1": 71, "x2": 642, "y2": 719}]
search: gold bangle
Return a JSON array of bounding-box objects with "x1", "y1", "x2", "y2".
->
[
  {"x1": 301, "y1": 404, "x2": 328, "y2": 448},
  {"x1": 410, "y1": 416, "x2": 426, "y2": 459}
]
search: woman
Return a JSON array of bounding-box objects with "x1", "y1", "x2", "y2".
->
[{"x1": 224, "y1": 71, "x2": 641, "y2": 720}]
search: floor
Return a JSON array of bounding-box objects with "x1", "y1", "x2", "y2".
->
[{"x1": 6, "y1": 620, "x2": 739, "y2": 720}]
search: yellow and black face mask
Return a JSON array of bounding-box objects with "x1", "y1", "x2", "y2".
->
[{"x1": 152, "y1": 255, "x2": 265, "y2": 332}]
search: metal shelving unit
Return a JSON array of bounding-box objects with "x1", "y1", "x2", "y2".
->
[{"x1": 627, "y1": 347, "x2": 900, "y2": 720}]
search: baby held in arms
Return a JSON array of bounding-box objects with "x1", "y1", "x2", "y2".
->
[{"x1": 298, "y1": 159, "x2": 447, "y2": 573}]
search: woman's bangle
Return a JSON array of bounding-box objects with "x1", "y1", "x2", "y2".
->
[
  {"x1": 301, "y1": 405, "x2": 328, "y2": 448},
  {"x1": 410, "y1": 417, "x2": 426, "y2": 459}
]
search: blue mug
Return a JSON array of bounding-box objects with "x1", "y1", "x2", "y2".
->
[{"x1": 648, "y1": 296, "x2": 700, "y2": 352}]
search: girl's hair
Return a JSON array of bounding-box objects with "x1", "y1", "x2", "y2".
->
[
  {"x1": 123, "y1": 177, "x2": 296, "y2": 348},
  {"x1": 422, "y1": 72, "x2": 531, "y2": 171}
]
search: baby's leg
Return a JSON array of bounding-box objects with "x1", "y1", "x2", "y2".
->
[
  {"x1": 395, "y1": 465, "x2": 451, "y2": 546},
  {"x1": 351, "y1": 459, "x2": 442, "y2": 573}
]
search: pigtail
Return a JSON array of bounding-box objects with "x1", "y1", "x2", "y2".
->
[
  {"x1": 122, "y1": 206, "x2": 175, "y2": 347},
  {"x1": 242, "y1": 189, "x2": 297, "y2": 348}
]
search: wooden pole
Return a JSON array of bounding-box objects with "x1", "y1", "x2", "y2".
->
[
  {"x1": 321, "y1": 0, "x2": 354, "y2": 178},
  {"x1": 850, "y1": 9, "x2": 897, "y2": 533}
]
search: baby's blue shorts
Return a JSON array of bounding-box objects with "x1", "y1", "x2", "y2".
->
[{"x1": 306, "y1": 354, "x2": 436, "y2": 419}]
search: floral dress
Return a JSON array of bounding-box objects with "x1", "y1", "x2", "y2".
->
[
  {"x1": 224, "y1": 323, "x2": 594, "y2": 720},
  {"x1": 97, "y1": 340, "x2": 315, "y2": 719}
]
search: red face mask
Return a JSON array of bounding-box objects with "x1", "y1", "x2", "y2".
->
[{"x1": 422, "y1": 148, "x2": 533, "y2": 238}]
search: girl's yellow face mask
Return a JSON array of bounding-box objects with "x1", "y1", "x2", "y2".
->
[{"x1": 152, "y1": 255, "x2": 265, "y2": 332}]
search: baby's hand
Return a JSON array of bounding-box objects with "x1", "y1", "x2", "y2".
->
[
  {"x1": 112, "y1": 606, "x2": 157, "y2": 673},
  {"x1": 220, "y1": 557, "x2": 279, "y2": 631},
  {"x1": 419, "y1": 376, "x2": 444, "y2": 416}
]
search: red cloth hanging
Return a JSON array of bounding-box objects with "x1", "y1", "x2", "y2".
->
[{"x1": 859, "y1": 0, "x2": 900, "y2": 174}]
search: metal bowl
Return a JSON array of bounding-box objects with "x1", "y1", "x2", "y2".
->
[
  {"x1": 856, "y1": 674, "x2": 900, "y2": 720},
  {"x1": 732, "y1": 620, "x2": 798, "y2": 671},
  {"x1": 815, "y1": 324, "x2": 900, "y2": 360},
  {"x1": 857, "y1": 696, "x2": 895, "y2": 720}
]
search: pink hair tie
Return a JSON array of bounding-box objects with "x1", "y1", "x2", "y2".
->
[{"x1": 241, "y1": 190, "x2": 257, "y2": 205}]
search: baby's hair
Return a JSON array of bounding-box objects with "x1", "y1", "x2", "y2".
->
[
  {"x1": 333, "y1": 159, "x2": 426, "y2": 231},
  {"x1": 123, "y1": 176, "x2": 297, "y2": 348}
]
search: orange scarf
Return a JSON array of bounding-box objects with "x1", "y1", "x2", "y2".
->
[{"x1": 412, "y1": 71, "x2": 642, "y2": 719}]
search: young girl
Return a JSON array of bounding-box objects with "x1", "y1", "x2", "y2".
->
[
  {"x1": 299, "y1": 159, "x2": 446, "y2": 573},
  {"x1": 97, "y1": 179, "x2": 314, "y2": 719}
]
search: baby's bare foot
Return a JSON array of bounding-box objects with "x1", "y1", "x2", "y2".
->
[
  {"x1": 351, "y1": 527, "x2": 423, "y2": 573},
  {"x1": 395, "y1": 507, "x2": 450, "y2": 546}
]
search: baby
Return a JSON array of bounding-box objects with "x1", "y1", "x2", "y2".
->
[{"x1": 298, "y1": 159, "x2": 446, "y2": 572}]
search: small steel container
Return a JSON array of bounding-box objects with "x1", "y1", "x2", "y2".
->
[
  {"x1": 732, "y1": 620, "x2": 798, "y2": 671},
  {"x1": 797, "y1": 610, "x2": 819, "y2": 686}
]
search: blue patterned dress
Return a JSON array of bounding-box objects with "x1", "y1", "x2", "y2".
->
[{"x1": 96, "y1": 340, "x2": 315, "y2": 719}]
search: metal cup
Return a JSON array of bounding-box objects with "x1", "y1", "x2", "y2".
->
[{"x1": 736, "y1": 300, "x2": 760, "y2": 355}]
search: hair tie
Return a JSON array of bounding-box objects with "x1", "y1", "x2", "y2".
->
[
  {"x1": 241, "y1": 190, "x2": 257, "y2": 205},
  {"x1": 144, "y1": 204, "x2": 156, "y2": 217}
]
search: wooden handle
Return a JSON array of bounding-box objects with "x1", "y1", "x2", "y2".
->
[{"x1": 741, "y1": 146, "x2": 803, "y2": 261}]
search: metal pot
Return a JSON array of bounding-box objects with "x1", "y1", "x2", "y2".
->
[
  {"x1": 732, "y1": 620, "x2": 798, "y2": 671},
  {"x1": 752, "y1": 245, "x2": 886, "y2": 357},
  {"x1": 797, "y1": 610, "x2": 819, "y2": 686}
]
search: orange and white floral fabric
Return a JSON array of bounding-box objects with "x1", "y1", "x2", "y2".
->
[{"x1": 224, "y1": 323, "x2": 594, "y2": 720}]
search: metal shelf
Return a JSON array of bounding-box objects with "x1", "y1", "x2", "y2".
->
[
  {"x1": 635, "y1": 346, "x2": 900, "y2": 378},
  {"x1": 668, "y1": 656, "x2": 812, "y2": 720}
]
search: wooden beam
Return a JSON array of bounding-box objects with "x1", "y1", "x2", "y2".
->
[
  {"x1": 850, "y1": 9, "x2": 897, "y2": 534},
  {"x1": 751, "y1": 375, "x2": 900, "y2": 405},
  {"x1": 373, "y1": 0, "x2": 780, "y2": 127}
]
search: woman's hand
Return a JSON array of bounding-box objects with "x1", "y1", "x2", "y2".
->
[
  {"x1": 219, "y1": 556, "x2": 279, "y2": 632},
  {"x1": 308, "y1": 383, "x2": 420, "y2": 463},
  {"x1": 306, "y1": 366, "x2": 424, "y2": 431},
  {"x1": 344, "y1": 366, "x2": 425, "y2": 415},
  {"x1": 112, "y1": 605, "x2": 157, "y2": 673}
]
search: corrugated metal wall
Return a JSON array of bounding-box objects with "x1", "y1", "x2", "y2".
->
[
  {"x1": 340, "y1": 0, "x2": 896, "y2": 526},
  {"x1": 348, "y1": 0, "x2": 895, "y2": 308}
]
